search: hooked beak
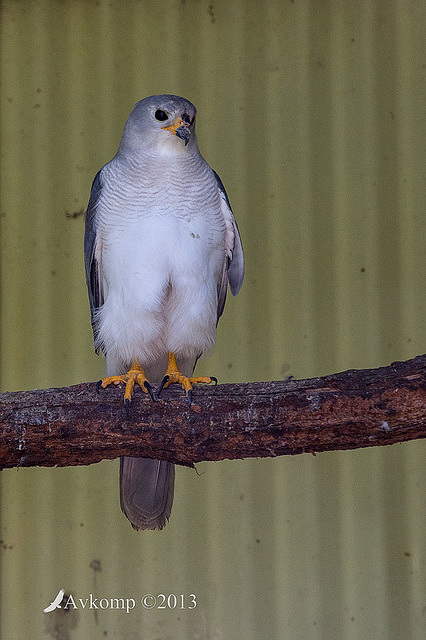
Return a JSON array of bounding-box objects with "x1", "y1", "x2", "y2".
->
[{"x1": 162, "y1": 116, "x2": 191, "y2": 146}]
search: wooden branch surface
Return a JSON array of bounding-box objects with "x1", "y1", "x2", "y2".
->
[{"x1": 0, "y1": 355, "x2": 426, "y2": 470}]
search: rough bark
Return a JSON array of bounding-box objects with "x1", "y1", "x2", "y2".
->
[{"x1": 0, "y1": 355, "x2": 425, "y2": 470}]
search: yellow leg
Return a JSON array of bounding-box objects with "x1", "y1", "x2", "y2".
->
[
  {"x1": 97, "y1": 361, "x2": 154, "y2": 405},
  {"x1": 159, "y1": 352, "x2": 216, "y2": 404}
]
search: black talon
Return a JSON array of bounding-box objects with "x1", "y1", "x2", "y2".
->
[
  {"x1": 144, "y1": 380, "x2": 155, "y2": 402},
  {"x1": 96, "y1": 380, "x2": 103, "y2": 393},
  {"x1": 187, "y1": 388, "x2": 193, "y2": 407},
  {"x1": 210, "y1": 376, "x2": 218, "y2": 385},
  {"x1": 158, "y1": 375, "x2": 170, "y2": 398},
  {"x1": 125, "y1": 398, "x2": 131, "y2": 418}
]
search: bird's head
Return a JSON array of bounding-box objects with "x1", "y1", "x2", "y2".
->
[{"x1": 119, "y1": 94, "x2": 198, "y2": 156}]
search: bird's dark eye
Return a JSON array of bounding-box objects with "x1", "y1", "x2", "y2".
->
[{"x1": 155, "y1": 109, "x2": 169, "y2": 122}]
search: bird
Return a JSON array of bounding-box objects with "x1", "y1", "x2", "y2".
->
[
  {"x1": 84, "y1": 95, "x2": 244, "y2": 530},
  {"x1": 43, "y1": 589, "x2": 65, "y2": 613}
]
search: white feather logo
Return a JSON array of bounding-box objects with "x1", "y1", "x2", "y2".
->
[{"x1": 43, "y1": 589, "x2": 65, "y2": 613}]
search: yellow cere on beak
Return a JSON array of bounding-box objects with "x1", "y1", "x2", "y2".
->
[
  {"x1": 162, "y1": 116, "x2": 191, "y2": 145},
  {"x1": 161, "y1": 116, "x2": 185, "y2": 134}
]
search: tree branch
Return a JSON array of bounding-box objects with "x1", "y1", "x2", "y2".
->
[{"x1": 1, "y1": 355, "x2": 425, "y2": 470}]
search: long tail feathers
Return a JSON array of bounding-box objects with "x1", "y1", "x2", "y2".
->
[{"x1": 120, "y1": 457, "x2": 175, "y2": 530}]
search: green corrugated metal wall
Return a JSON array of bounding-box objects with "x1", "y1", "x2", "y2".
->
[{"x1": 1, "y1": 1, "x2": 425, "y2": 638}]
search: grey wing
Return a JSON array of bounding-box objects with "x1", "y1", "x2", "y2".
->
[
  {"x1": 213, "y1": 170, "x2": 245, "y2": 319},
  {"x1": 84, "y1": 169, "x2": 104, "y2": 351}
]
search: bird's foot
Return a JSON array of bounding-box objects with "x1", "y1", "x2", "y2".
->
[
  {"x1": 158, "y1": 352, "x2": 217, "y2": 405},
  {"x1": 97, "y1": 361, "x2": 155, "y2": 411}
]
